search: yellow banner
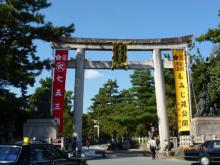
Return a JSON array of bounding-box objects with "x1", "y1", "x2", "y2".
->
[{"x1": 172, "y1": 50, "x2": 190, "y2": 132}]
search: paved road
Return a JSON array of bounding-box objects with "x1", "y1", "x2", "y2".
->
[{"x1": 87, "y1": 153, "x2": 197, "y2": 165}]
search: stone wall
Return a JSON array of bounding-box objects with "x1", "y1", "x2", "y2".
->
[
  {"x1": 191, "y1": 117, "x2": 220, "y2": 137},
  {"x1": 23, "y1": 119, "x2": 58, "y2": 139}
]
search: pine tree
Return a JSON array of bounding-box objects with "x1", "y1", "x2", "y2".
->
[
  {"x1": 89, "y1": 79, "x2": 120, "y2": 137},
  {"x1": 0, "y1": 0, "x2": 74, "y2": 141},
  {"x1": 0, "y1": 0, "x2": 74, "y2": 93},
  {"x1": 164, "y1": 68, "x2": 178, "y2": 134},
  {"x1": 29, "y1": 77, "x2": 52, "y2": 118},
  {"x1": 130, "y1": 70, "x2": 157, "y2": 134},
  {"x1": 196, "y1": 11, "x2": 220, "y2": 43},
  {"x1": 29, "y1": 78, "x2": 74, "y2": 138},
  {"x1": 89, "y1": 79, "x2": 119, "y2": 118},
  {"x1": 63, "y1": 91, "x2": 74, "y2": 138}
]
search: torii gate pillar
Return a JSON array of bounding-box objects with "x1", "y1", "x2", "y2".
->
[
  {"x1": 73, "y1": 48, "x2": 85, "y2": 140},
  {"x1": 153, "y1": 49, "x2": 170, "y2": 149}
]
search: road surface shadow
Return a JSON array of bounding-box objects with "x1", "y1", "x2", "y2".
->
[{"x1": 90, "y1": 151, "x2": 152, "y2": 160}]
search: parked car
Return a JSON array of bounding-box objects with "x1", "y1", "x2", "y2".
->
[
  {"x1": 184, "y1": 140, "x2": 220, "y2": 165},
  {"x1": 0, "y1": 140, "x2": 87, "y2": 165}
]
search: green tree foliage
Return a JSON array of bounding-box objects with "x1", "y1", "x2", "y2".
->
[
  {"x1": 207, "y1": 46, "x2": 220, "y2": 102},
  {"x1": 89, "y1": 79, "x2": 121, "y2": 137},
  {"x1": 130, "y1": 70, "x2": 155, "y2": 108},
  {"x1": 0, "y1": 89, "x2": 29, "y2": 141},
  {"x1": 191, "y1": 49, "x2": 209, "y2": 99},
  {"x1": 129, "y1": 70, "x2": 157, "y2": 134},
  {"x1": 0, "y1": 0, "x2": 74, "y2": 141},
  {"x1": 191, "y1": 47, "x2": 220, "y2": 110},
  {"x1": 82, "y1": 114, "x2": 95, "y2": 140},
  {"x1": 196, "y1": 11, "x2": 220, "y2": 43},
  {"x1": 164, "y1": 68, "x2": 178, "y2": 133},
  {"x1": 29, "y1": 77, "x2": 52, "y2": 118},
  {"x1": 87, "y1": 70, "x2": 159, "y2": 140},
  {"x1": 192, "y1": 9, "x2": 220, "y2": 111},
  {"x1": 0, "y1": 0, "x2": 74, "y2": 93},
  {"x1": 63, "y1": 91, "x2": 74, "y2": 138},
  {"x1": 29, "y1": 77, "x2": 74, "y2": 137},
  {"x1": 89, "y1": 79, "x2": 119, "y2": 117}
]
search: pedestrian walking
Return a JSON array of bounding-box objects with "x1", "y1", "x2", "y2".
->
[
  {"x1": 163, "y1": 139, "x2": 169, "y2": 158},
  {"x1": 155, "y1": 138, "x2": 160, "y2": 158},
  {"x1": 156, "y1": 138, "x2": 160, "y2": 149},
  {"x1": 86, "y1": 138, "x2": 91, "y2": 149},
  {"x1": 72, "y1": 137, "x2": 77, "y2": 157},
  {"x1": 76, "y1": 137, "x2": 82, "y2": 155},
  {"x1": 148, "y1": 137, "x2": 157, "y2": 159}
]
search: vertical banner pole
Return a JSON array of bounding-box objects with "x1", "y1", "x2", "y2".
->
[
  {"x1": 51, "y1": 49, "x2": 55, "y2": 116},
  {"x1": 186, "y1": 47, "x2": 192, "y2": 121}
]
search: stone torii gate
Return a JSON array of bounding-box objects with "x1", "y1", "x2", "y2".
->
[{"x1": 52, "y1": 35, "x2": 192, "y2": 148}]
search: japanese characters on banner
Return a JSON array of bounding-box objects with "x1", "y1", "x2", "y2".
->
[
  {"x1": 172, "y1": 50, "x2": 191, "y2": 132},
  {"x1": 112, "y1": 42, "x2": 128, "y2": 70},
  {"x1": 52, "y1": 50, "x2": 68, "y2": 133}
]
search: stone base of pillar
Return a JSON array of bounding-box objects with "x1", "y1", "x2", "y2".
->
[
  {"x1": 157, "y1": 150, "x2": 175, "y2": 158},
  {"x1": 23, "y1": 119, "x2": 58, "y2": 139}
]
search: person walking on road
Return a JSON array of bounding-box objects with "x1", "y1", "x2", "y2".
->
[
  {"x1": 86, "y1": 138, "x2": 91, "y2": 149},
  {"x1": 155, "y1": 138, "x2": 160, "y2": 158},
  {"x1": 148, "y1": 137, "x2": 157, "y2": 159},
  {"x1": 72, "y1": 137, "x2": 77, "y2": 157}
]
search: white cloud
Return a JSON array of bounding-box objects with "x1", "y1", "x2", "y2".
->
[{"x1": 85, "y1": 70, "x2": 103, "y2": 79}]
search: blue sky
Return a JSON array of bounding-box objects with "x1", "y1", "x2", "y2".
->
[{"x1": 29, "y1": 0, "x2": 220, "y2": 113}]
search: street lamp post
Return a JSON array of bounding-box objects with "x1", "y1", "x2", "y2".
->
[
  {"x1": 94, "y1": 124, "x2": 100, "y2": 138},
  {"x1": 92, "y1": 119, "x2": 100, "y2": 139}
]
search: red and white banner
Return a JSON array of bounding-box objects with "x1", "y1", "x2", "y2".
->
[{"x1": 52, "y1": 50, "x2": 68, "y2": 133}]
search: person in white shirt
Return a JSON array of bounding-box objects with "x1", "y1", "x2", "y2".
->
[{"x1": 148, "y1": 137, "x2": 157, "y2": 159}]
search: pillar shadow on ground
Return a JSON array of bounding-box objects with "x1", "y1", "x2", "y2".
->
[{"x1": 102, "y1": 150, "x2": 152, "y2": 160}]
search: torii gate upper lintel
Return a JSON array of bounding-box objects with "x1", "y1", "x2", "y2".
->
[
  {"x1": 51, "y1": 35, "x2": 193, "y2": 149},
  {"x1": 52, "y1": 35, "x2": 193, "y2": 51}
]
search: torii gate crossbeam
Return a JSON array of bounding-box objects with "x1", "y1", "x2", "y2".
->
[{"x1": 67, "y1": 59, "x2": 173, "y2": 69}]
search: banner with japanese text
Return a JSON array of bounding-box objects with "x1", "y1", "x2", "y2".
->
[
  {"x1": 172, "y1": 50, "x2": 191, "y2": 132},
  {"x1": 52, "y1": 50, "x2": 68, "y2": 133}
]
